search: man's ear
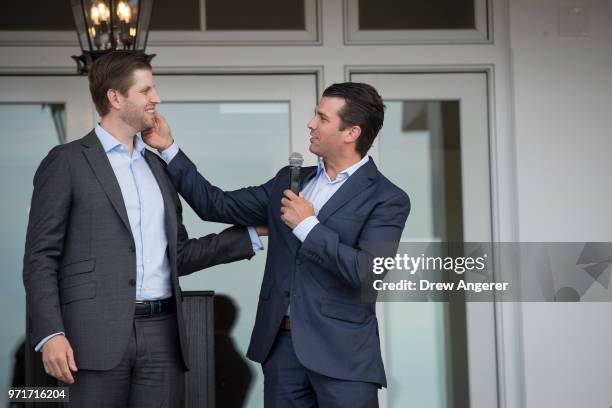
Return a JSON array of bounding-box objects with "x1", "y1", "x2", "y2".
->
[
  {"x1": 345, "y1": 125, "x2": 362, "y2": 144},
  {"x1": 106, "y1": 89, "x2": 122, "y2": 111}
]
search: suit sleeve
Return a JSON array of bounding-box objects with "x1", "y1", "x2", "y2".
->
[
  {"x1": 175, "y1": 197, "x2": 256, "y2": 277},
  {"x1": 298, "y1": 191, "x2": 411, "y2": 289},
  {"x1": 22, "y1": 146, "x2": 71, "y2": 347},
  {"x1": 166, "y1": 149, "x2": 275, "y2": 226}
]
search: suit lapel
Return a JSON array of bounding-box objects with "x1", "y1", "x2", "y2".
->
[
  {"x1": 144, "y1": 149, "x2": 178, "y2": 264},
  {"x1": 316, "y1": 158, "x2": 378, "y2": 223},
  {"x1": 81, "y1": 131, "x2": 132, "y2": 236},
  {"x1": 277, "y1": 166, "x2": 318, "y2": 261}
]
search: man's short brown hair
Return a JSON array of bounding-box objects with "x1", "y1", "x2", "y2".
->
[
  {"x1": 322, "y1": 82, "x2": 385, "y2": 158},
  {"x1": 88, "y1": 51, "x2": 152, "y2": 117}
]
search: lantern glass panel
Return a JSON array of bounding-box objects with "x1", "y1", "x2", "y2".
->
[{"x1": 135, "y1": 0, "x2": 154, "y2": 50}]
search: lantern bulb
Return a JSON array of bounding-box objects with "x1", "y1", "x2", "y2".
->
[
  {"x1": 90, "y1": 6, "x2": 100, "y2": 25},
  {"x1": 117, "y1": 1, "x2": 132, "y2": 23},
  {"x1": 97, "y1": 2, "x2": 110, "y2": 22}
]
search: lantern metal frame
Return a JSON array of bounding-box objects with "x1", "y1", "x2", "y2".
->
[{"x1": 70, "y1": 0, "x2": 155, "y2": 74}]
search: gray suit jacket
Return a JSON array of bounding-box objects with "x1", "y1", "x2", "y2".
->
[{"x1": 23, "y1": 130, "x2": 254, "y2": 371}]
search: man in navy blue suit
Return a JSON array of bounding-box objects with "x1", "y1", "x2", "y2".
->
[{"x1": 144, "y1": 82, "x2": 410, "y2": 407}]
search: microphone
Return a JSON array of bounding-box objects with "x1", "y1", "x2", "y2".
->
[{"x1": 288, "y1": 152, "x2": 304, "y2": 194}]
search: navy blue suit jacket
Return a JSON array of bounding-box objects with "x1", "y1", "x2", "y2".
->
[{"x1": 166, "y1": 150, "x2": 410, "y2": 387}]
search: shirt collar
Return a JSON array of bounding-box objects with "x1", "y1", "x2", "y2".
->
[
  {"x1": 94, "y1": 123, "x2": 146, "y2": 156},
  {"x1": 317, "y1": 155, "x2": 370, "y2": 181},
  {"x1": 133, "y1": 134, "x2": 147, "y2": 156}
]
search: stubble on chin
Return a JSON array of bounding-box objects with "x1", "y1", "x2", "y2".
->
[
  {"x1": 141, "y1": 120, "x2": 154, "y2": 133},
  {"x1": 122, "y1": 112, "x2": 151, "y2": 134},
  {"x1": 141, "y1": 111, "x2": 157, "y2": 132}
]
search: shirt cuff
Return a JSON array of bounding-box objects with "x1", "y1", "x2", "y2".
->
[
  {"x1": 292, "y1": 216, "x2": 319, "y2": 242},
  {"x1": 35, "y1": 332, "x2": 65, "y2": 352},
  {"x1": 247, "y1": 226, "x2": 265, "y2": 251},
  {"x1": 160, "y1": 142, "x2": 179, "y2": 164}
]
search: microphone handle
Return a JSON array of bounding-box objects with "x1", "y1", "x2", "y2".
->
[{"x1": 290, "y1": 166, "x2": 300, "y2": 194}]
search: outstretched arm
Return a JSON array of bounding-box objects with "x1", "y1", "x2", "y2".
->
[
  {"x1": 175, "y1": 197, "x2": 256, "y2": 276},
  {"x1": 143, "y1": 113, "x2": 275, "y2": 226},
  {"x1": 167, "y1": 149, "x2": 274, "y2": 226}
]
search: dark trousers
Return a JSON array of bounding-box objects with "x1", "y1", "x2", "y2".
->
[
  {"x1": 262, "y1": 330, "x2": 379, "y2": 408},
  {"x1": 64, "y1": 312, "x2": 184, "y2": 408}
]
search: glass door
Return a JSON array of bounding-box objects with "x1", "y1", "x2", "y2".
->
[
  {"x1": 352, "y1": 72, "x2": 497, "y2": 408},
  {"x1": 0, "y1": 75, "x2": 92, "y2": 396}
]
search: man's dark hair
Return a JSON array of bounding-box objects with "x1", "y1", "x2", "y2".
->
[
  {"x1": 322, "y1": 82, "x2": 385, "y2": 157},
  {"x1": 88, "y1": 51, "x2": 152, "y2": 116}
]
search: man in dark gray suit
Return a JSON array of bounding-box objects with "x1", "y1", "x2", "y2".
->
[{"x1": 22, "y1": 51, "x2": 259, "y2": 406}]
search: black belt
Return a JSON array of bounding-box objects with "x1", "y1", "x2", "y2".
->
[
  {"x1": 280, "y1": 316, "x2": 291, "y2": 331},
  {"x1": 134, "y1": 298, "x2": 174, "y2": 317}
]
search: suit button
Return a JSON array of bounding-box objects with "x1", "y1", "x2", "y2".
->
[
  {"x1": 128, "y1": 279, "x2": 136, "y2": 286},
  {"x1": 284, "y1": 291, "x2": 290, "y2": 297},
  {"x1": 128, "y1": 245, "x2": 135, "y2": 253}
]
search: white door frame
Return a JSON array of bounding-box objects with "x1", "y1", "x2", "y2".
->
[{"x1": 0, "y1": 75, "x2": 95, "y2": 139}]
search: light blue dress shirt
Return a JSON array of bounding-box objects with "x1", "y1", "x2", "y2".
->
[{"x1": 95, "y1": 124, "x2": 174, "y2": 300}]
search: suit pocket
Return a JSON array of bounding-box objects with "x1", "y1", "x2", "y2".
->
[
  {"x1": 60, "y1": 259, "x2": 95, "y2": 289},
  {"x1": 321, "y1": 300, "x2": 369, "y2": 324},
  {"x1": 60, "y1": 282, "x2": 97, "y2": 305},
  {"x1": 60, "y1": 259, "x2": 95, "y2": 278}
]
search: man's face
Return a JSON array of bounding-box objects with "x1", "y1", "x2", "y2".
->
[
  {"x1": 307, "y1": 96, "x2": 350, "y2": 158},
  {"x1": 119, "y1": 68, "x2": 160, "y2": 132}
]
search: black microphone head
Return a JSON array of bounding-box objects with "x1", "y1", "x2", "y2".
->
[{"x1": 289, "y1": 152, "x2": 304, "y2": 167}]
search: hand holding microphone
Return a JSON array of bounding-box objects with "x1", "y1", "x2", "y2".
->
[
  {"x1": 289, "y1": 152, "x2": 303, "y2": 194},
  {"x1": 281, "y1": 152, "x2": 315, "y2": 229}
]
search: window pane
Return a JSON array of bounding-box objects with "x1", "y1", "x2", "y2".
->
[
  {"x1": 379, "y1": 100, "x2": 469, "y2": 408},
  {"x1": 0, "y1": 1, "x2": 74, "y2": 30},
  {"x1": 0, "y1": 104, "x2": 63, "y2": 390},
  {"x1": 150, "y1": 0, "x2": 201, "y2": 31},
  {"x1": 1, "y1": 0, "x2": 201, "y2": 32},
  {"x1": 358, "y1": 0, "x2": 475, "y2": 30},
  {"x1": 0, "y1": 0, "x2": 315, "y2": 42},
  {"x1": 206, "y1": 0, "x2": 305, "y2": 30},
  {"x1": 381, "y1": 101, "x2": 463, "y2": 241},
  {"x1": 158, "y1": 102, "x2": 290, "y2": 186}
]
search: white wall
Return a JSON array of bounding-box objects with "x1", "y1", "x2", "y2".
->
[{"x1": 510, "y1": 0, "x2": 612, "y2": 406}]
